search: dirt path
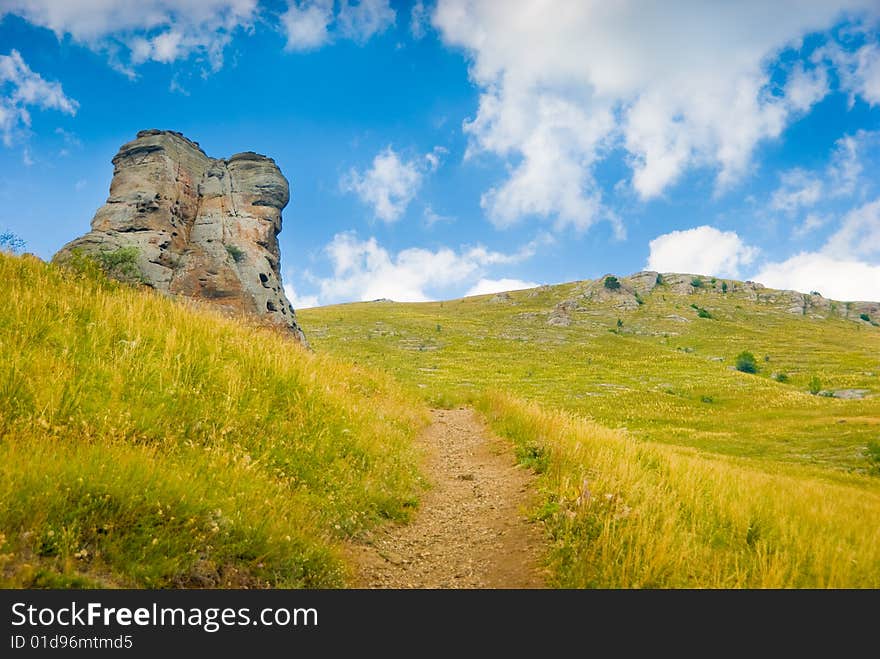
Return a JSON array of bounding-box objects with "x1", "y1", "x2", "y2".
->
[{"x1": 350, "y1": 407, "x2": 547, "y2": 588}]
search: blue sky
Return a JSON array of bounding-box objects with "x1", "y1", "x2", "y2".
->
[{"x1": 1, "y1": 1, "x2": 879, "y2": 305}]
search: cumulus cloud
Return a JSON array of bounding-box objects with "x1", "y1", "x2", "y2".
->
[
  {"x1": 337, "y1": 0, "x2": 395, "y2": 42},
  {"x1": 646, "y1": 225, "x2": 759, "y2": 278},
  {"x1": 0, "y1": 49, "x2": 78, "y2": 146},
  {"x1": 307, "y1": 232, "x2": 537, "y2": 303},
  {"x1": 464, "y1": 278, "x2": 539, "y2": 297},
  {"x1": 433, "y1": 0, "x2": 880, "y2": 233},
  {"x1": 281, "y1": 0, "x2": 395, "y2": 51},
  {"x1": 0, "y1": 0, "x2": 259, "y2": 72},
  {"x1": 343, "y1": 146, "x2": 444, "y2": 223},
  {"x1": 281, "y1": 0, "x2": 333, "y2": 51},
  {"x1": 752, "y1": 252, "x2": 880, "y2": 301},
  {"x1": 752, "y1": 197, "x2": 880, "y2": 300}
]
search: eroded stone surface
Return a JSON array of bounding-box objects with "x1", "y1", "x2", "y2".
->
[{"x1": 54, "y1": 130, "x2": 306, "y2": 344}]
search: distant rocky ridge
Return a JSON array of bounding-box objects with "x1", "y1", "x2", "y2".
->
[
  {"x1": 539, "y1": 271, "x2": 880, "y2": 327},
  {"x1": 54, "y1": 129, "x2": 306, "y2": 344}
]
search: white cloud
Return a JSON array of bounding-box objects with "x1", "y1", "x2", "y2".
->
[
  {"x1": 281, "y1": 1, "x2": 333, "y2": 51},
  {"x1": 770, "y1": 169, "x2": 823, "y2": 213},
  {"x1": 752, "y1": 252, "x2": 880, "y2": 301},
  {"x1": 823, "y1": 39, "x2": 880, "y2": 106},
  {"x1": 281, "y1": 0, "x2": 393, "y2": 51},
  {"x1": 827, "y1": 129, "x2": 880, "y2": 197},
  {"x1": 0, "y1": 49, "x2": 78, "y2": 146},
  {"x1": 433, "y1": 0, "x2": 880, "y2": 232},
  {"x1": 1, "y1": 0, "x2": 259, "y2": 71},
  {"x1": 646, "y1": 225, "x2": 759, "y2": 278},
  {"x1": 753, "y1": 197, "x2": 880, "y2": 300},
  {"x1": 828, "y1": 133, "x2": 862, "y2": 196},
  {"x1": 824, "y1": 197, "x2": 880, "y2": 258},
  {"x1": 423, "y1": 205, "x2": 454, "y2": 227},
  {"x1": 783, "y1": 62, "x2": 830, "y2": 112},
  {"x1": 343, "y1": 146, "x2": 443, "y2": 223},
  {"x1": 465, "y1": 278, "x2": 539, "y2": 297},
  {"x1": 793, "y1": 212, "x2": 830, "y2": 237},
  {"x1": 309, "y1": 232, "x2": 536, "y2": 303},
  {"x1": 337, "y1": 0, "x2": 395, "y2": 42},
  {"x1": 410, "y1": 1, "x2": 428, "y2": 39},
  {"x1": 283, "y1": 282, "x2": 320, "y2": 309}
]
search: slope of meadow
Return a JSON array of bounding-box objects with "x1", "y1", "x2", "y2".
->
[
  {"x1": 0, "y1": 253, "x2": 427, "y2": 588},
  {"x1": 300, "y1": 274, "x2": 880, "y2": 587}
]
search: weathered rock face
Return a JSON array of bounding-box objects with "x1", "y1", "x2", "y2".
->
[{"x1": 54, "y1": 129, "x2": 306, "y2": 344}]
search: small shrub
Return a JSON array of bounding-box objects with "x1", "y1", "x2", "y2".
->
[
  {"x1": 690, "y1": 303, "x2": 712, "y2": 319},
  {"x1": 734, "y1": 351, "x2": 758, "y2": 374},
  {"x1": 809, "y1": 375, "x2": 822, "y2": 395},
  {"x1": 226, "y1": 244, "x2": 246, "y2": 263},
  {"x1": 691, "y1": 277, "x2": 703, "y2": 288},
  {"x1": 700, "y1": 395, "x2": 715, "y2": 404},
  {"x1": 616, "y1": 318, "x2": 623, "y2": 329},
  {"x1": 774, "y1": 373, "x2": 789, "y2": 383},
  {"x1": 604, "y1": 275, "x2": 621, "y2": 290},
  {"x1": 721, "y1": 282, "x2": 728, "y2": 293},
  {"x1": 96, "y1": 247, "x2": 143, "y2": 284},
  {"x1": 655, "y1": 273, "x2": 663, "y2": 285},
  {"x1": 859, "y1": 313, "x2": 871, "y2": 323},
  {"x1": 810, "y1": 290, "x2": 821, "y2": 296}
]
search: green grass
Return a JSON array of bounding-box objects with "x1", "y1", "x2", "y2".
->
[
  {"x1": 300, "y1": 278, "x2": 880, "y2": 474},
  {"x1": 0, "y1": 253, "x2": 427, "y2": 588},
  {"x1": 477, "y1": 392, "x2": 880, "y2": 588},
  {"x1": 299, "y1": 274, "x2": 880, "y2": 587}
]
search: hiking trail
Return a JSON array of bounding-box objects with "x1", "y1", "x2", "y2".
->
[{"x1": 350, "y1": 407, "x2": 547, "y2": 588}]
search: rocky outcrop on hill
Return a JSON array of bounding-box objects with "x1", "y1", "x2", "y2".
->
[
  {"x1": 54, "y1": 130, "x2": 306, "y2": 344},
  {"x1": 536, "y1": 270, "x2": 878, "y2": 326}
]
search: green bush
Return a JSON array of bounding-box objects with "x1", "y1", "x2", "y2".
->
[
  {"x1": 604, "y1": 275, "x2": 621, "y2": 290},
  {"x1": 809, "y1": 375, "x2": 822, "y2": 395},
  {"x1": 774, "y1": 373, "x2": 789, "y2": 383},
  {"x1": 721, "y1": 282, "x2": 728, "y2": 293},
  {"x1": 691, "y1": 277, "x2": 704, "y2": 288},
  {"x1": 96, "y1": 247, "x2": 144, "y2": 284},
  {"x1": 734, "y1": 351, "x2": 758, "y2": 374}
]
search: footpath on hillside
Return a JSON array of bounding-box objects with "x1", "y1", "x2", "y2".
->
[{"x1": 350, "y1": 408, "x2": 547, "y2": 588}]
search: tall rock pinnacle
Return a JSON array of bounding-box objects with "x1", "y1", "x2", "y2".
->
[{"x1": 54, "y1": 129, "x2": 307, "y2": 344}]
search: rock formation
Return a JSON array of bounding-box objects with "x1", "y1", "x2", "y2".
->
[{"x1": 54, "y1": 129, "x2": 306, "y2": 344}]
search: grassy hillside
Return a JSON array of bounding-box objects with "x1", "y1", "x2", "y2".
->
[
  {"x1": 300, "y1": 273, "x2": 880, "y2": 587},
  {"x1": 300, "y1": 275, "x2": 880, "y2": 474},
  {"x1": 0, "y1": 253, "x2": 427, "y2": 588}
]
